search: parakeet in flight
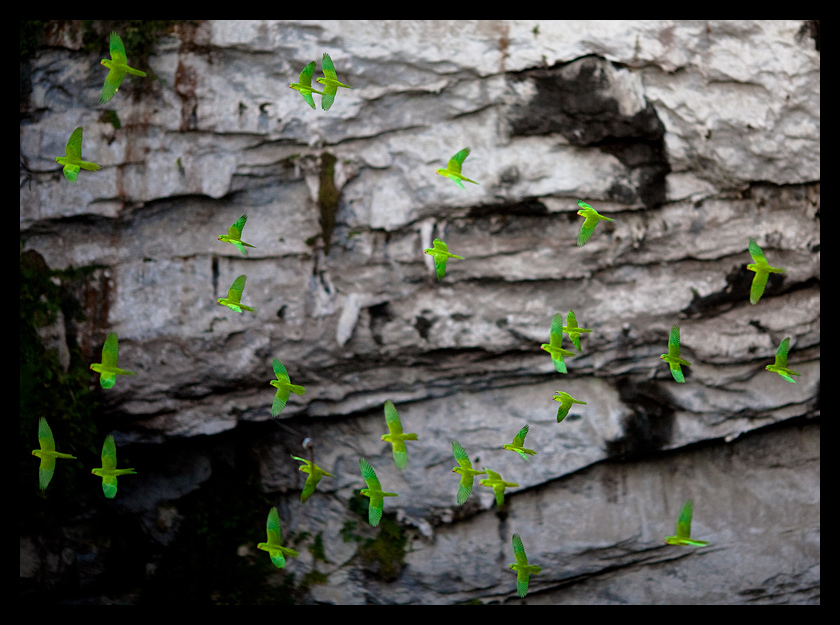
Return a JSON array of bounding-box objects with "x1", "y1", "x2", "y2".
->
[
  {"x1": 665, "y1": 499, "x2": 709, "y2": 546},
  {"x1": 540, "y1": 313, "x2": 576, "y2": 373},
  {"x1": 552, "y1": 391, "x2": 587, "y2": 423},
  {"x1": 257, "y1": 506, "x2": 300, "y2": 568},
  {"x1": 423, "y1": 238, "x2": 464, "y2": 281},
  {"x1": 450, "y1": 440, "x2": 486, "y2": 505},
  {"x1": 291, "y1": 454, "x2": 334, "y2": 503},
  {"x1": 510, "y1": 533, "x2": 542, "y2": 598},
  {"x1": 32, "y1": 417, "x2": 77, "y2": 490},
  {"x1": 91, "y1": 435, "x2": 136, "y2": 499},
  {"x1": 269, "y1": 358, "x2": 306, "y2": 417},
  {"x1": 289, "y1": 61, "x2": 324, "y2": 110},
  {"x1": 358, "y1": 458, "x2": 398, "y2": 527},
  {"x1": 576, "y1": 200, "x2": 614, "y2": 247},
  {"x1": 746, "y1": 238, "x2": 785, "y2": 305},
  {"x1": 660, "y1": 324, "x2": 691, "y2": 383},
  {"x1": 218, "y1": 214, "x2": 256, "y2": 256},
  {"x1": 766, "y1": 337, "x2": 801, "y2": 383},
  {"x1": 55, "y1": 127, "x2": 101, "y2": 182},
  {"x1": 561, "y1": 310, "x2": 592, "y2": 352},
  {"x1": 90, "y1": 331, "x2": 136, "y2": 389},
  {"x1": 316, "y1": 53, "x2": 353, "y2": 111},
  {"x1": 99, "y1": 32, "x2": 147, "y2": 104},
  {"x1": 381, "y1": 400, "x2": 419, "y2": 470},
  {"x1": 503, "y1": 424, "x2": 538, "y2": 461},
  {"x1": 218, "y1": 274, "x2": 255, "y2": 313},
  {"x1": 480, "y1": 468, "x2": 519, "y2": 507},
  {"x1": 435, "y1": 148, "x2": 479, "y2": 190}
]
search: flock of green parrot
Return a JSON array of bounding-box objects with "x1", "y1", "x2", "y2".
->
[{"x1": 34, "y1": 32, "x2": 803, "y2": 601}]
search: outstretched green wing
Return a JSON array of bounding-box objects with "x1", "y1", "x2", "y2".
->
[
  {"x1": 301, "y1": 472, "x2": 319, "y2": 503},
  {"x1": 451, "y1": 440, "x2": 472, "y2": 469},
  {"x1": 65, "y1": 127, "x2": 83, "y2": 160},
  {"x1": 384, "y1": 400, "x2": 404, "y2": 436},
  {"x1": 549, "y1": 313, "x2": 563, "y2": 348},
  {"x1": 102, "y1": 332, "x2": 119, "y2": 368},
  {"x1": 298, "y1": 61, "x2": 316, "y2": 87},
  {"x1": 266, "y1": 506, "x2": 283, "y2": 545},
  {"x1": 272, "y1": 387, "x2": 291, "y2": 417},
  {"x1": 38, "y1": 417, "x2": 56, "y2": 452},
  {"x1": 101, "y1": 435, "x2": 117, "y2": 471},
  {"x1": 668, "y1": 325, "x2": 681, "y2": 358},
  {"x1": 512, "y1": 533, "x2": 528, "y2": 565},
  {"x1": 321, "y1": 52, "x2": 338, "y2": 81},
  {"x1": 512, "y1": 424, "x2": 529, "y2": 447},
  {"x1": 229, "y1": 214, "x2": 247, "y2": 239},
  {"x1": 37, "y1": 418, "x2": 56, "y2": 490},
  {"x1": 774, "y1": 337, "x2": 790, "y2": 367},
  {"x1": 748, "y1": 238, "x2": 768, "y2": 266},
  {"x1": 360, "y1": 458, "x2": 381, "y2": 491},
  {"x1": 675, "y1": 500, "x2": 694, "y2": 539},
  {"x1": 228, "y1": 275, "x2": 246, "y2": 304},
  {"x1": 447, "y1": 148, "x2": 470, "y2": 174},
  {"x1": 272, "y1": 358, "x2": 290, "y2": 383},
  {"x1": 109, "y1": 32, "x2": 128, "y2": 64}
]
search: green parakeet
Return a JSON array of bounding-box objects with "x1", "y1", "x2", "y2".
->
[
  {"x1": 552, "y1": 391, "x2": 587, "y2": 423},
  {"x1": 576, "y1": 200, "x2": 613, "y2": 247},
  {"x1": 291, "y1": 454, "x2": 334, "y2": 503},
  {"x1": 747, "y1": 238, "x2": 785, "y2": 305},
  {"x1": 540, "y1": 313, "x2": 576, "y2": 373},
  {"x1": 218, "y1": 274, "x2": 255, "y2": 313},
  {"x1": 55, "y1": 127, "x2": 101, "y2": 182},
  {"x1": 218, "y1": 214, "x2": 256, "y2": 256},
  {"x1": 479, "y1": 468, "x2": 519, "y2": 507},
  {"x1": 257, "y1": 506, "x2": 300, "y2": 568},
  {"x1": 32, "y1": 417, "x2": 77, "y2": 490},
  {"x1": 289, "y1": 61, "x2": 324, "y2": 110},
  {"x1": 510, "y1": 533, "x2": 542, "y2": 598},
  {"x1": 660, "y1": 324, "x2": 691, "y2": 383},
  {"x1": 90, "y1": 331, "x2": 136, "y2": 389},
  {"x1": 423, "y1": 238, "x2": 464, "y2": 281},
  {"x1": 450, "y1": 440, "x2": 486, "y2": 505},
  {"x1": 381, "y1": 400, "x2": 419, "y2": 470},
  {"x1": 99, "y1": 32, "x2": 147, "y2": 104},
  {"x1": 503, "y1": 424, "x2": 537, "y2": 461},
  {"x1": 316, "y1": 52, "x2": 353, "y2": 111},
  {"x1": 435, "y1": 147, "x2": 479, "y2": 190},
  {"x1": 358, "y1": 458, "x2": 398, "y2": 527},
  {"x1": 561, "y1": 310, "x2": 592, "y2": 351},
  {"x1": 269, "y1": 358, "x2": 306, "y2": 417},
  {"x1": 91, "y1": 435, "x2": 136, "y2": 499},
  {"x1": 766, "y1": 337, "x2": 801, "y2": 383},
  {"x1": 665, "y1": 499, "x2": 709, "y2": 547}
]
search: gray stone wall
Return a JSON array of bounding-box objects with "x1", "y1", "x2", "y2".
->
[{"x1": 20, "y1": 20, "x2": 819, "y2": 604}]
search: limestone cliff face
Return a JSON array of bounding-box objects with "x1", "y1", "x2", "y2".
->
[{"x1": 20, "y1": 20, "x2": 819, "y2": 604}]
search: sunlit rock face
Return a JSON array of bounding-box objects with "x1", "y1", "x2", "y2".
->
[{"x1": 20, "y1": 20, "x2": 819, "y2": 604}]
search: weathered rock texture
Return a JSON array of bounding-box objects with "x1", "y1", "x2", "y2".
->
[{"x1": 20, "y1": 20, "x2": 819, "y2": 604}]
